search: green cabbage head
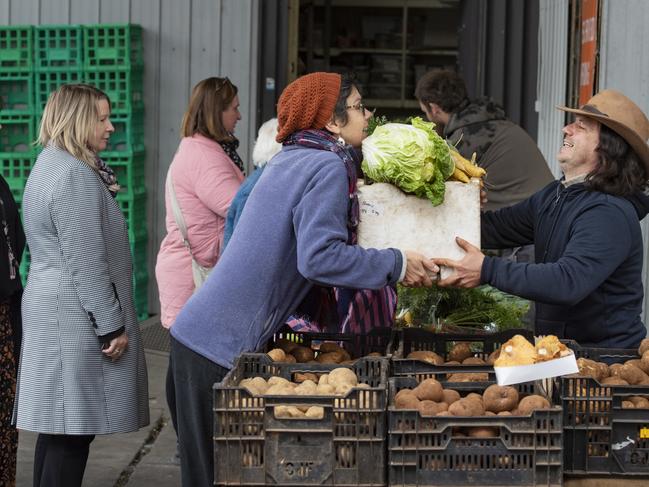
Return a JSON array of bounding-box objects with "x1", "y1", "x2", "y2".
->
[{"x1": 361, "y1": 117, "x2": 453, "y2": 206}]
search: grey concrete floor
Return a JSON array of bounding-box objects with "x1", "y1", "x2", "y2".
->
[{"x1": 16, "y1": 346, "x2": 181, "y2": 487}]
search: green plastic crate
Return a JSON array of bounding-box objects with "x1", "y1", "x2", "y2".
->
[
  {"x1": 0, "y1": 26, "x2": 33, "y2": 72},
  {"x1": 83, "y1": 24, "x2": 143, "y2": 71},
  {"x1": 0, "y1": 72, "x2": 34, "y2": 114},
  {"x1": 0, "y1": 114, "x2": 35, "y2": 153},
  {"x1": 133, "y1": 268, "x2": 148, "y2": 321},
  {"x1": 104, "y1": 151, "x2": 145, "y2": 196},
  {"x1": 116, "y1": 190, "x2": 147, "y2": 241},
  {"x1": 84, "y1": 68, "x2": 143, "y2": 114},
  {"x1": 35, "y1": 25, "x2": 84, "y2": 71},
  {"x1": 0, "y1": 151, "x2": 36, "y2": 193},
  {"x1": 102, "y1": 110, "x2": 144, "y2": 153},
  {"x1": 34, "y1": 70, "x2": 84, "y2": 113},
  {"x1": 130, "y1": 235, "x2": 148, "y2": 276}
]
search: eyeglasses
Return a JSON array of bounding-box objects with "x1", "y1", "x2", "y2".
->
[{"x1": 345, "y1": 102, "x2": 371, "y2": 116}]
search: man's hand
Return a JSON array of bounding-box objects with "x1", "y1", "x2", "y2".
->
[
  {"x1": 402, "y1": 250, "x2": 439, "y2": 287},
  {"x1": 433, "y1": 237, "x2": 485, "y2": 288}
]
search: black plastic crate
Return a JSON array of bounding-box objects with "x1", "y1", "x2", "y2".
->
[
  {"x1": 214, "y1": 353, "x2": 388, "y2": 486},
  {"x1": 388, "y1": 376, "x2": 563, "y2": 486},
  {"x1": 268, "y1": 325, "x2": 393, "y2": 359},
  {"x1": 559, "y1": 344, "x2": 649, "y2": 476},
  {"x1": 389, "y1": 327, "x2": 533, "y2": 386}
]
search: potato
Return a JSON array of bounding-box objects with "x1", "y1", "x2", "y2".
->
[
  {"x1": 319, "y1": 342, "x2": 344, "y2": 354},
  {"x1": 436, "y1": 410, "x2": 452, "y2": 416},
  {"x1": 413, "y1": 378, "x2": 444, "y2": 402},
  {"x1": 444, "y1": 360, "x2": 462, "y2": 366},
  {"x1": 292, "y1": 346, "x2": 315, "y2": 363},
  {"x1": 577, "y1": 358, "x2": 603, "y2": 380},
  {"x1": 274, "y1": 338, "x2": 300, "y2": 353},
  {"x1": 294, "y1": 380, "x2": 317, "y2": 395},
  {"x1": 468, "y1": 427, "x2": 498, "y2": 438},
  {"x1": 620, "y1": 363, "x2": 649, "y2": 385},
  {"x1": 448, "y1": 398, "x2": 484, "y2": 416},
  {"x1": 267, "y1": 348, "x2": 286, "y2": 362},
  {"x1": 482, "y1": 384, "x2": 519, "y2": 413},
  {"x1": 265, "y1": 384, "x2": 294, "y2": 395},
  {"x1": 395, "y1": 389, "x2": 420, "y2": 409},
  {"x1": 622, "y1": 400, "x2": 635, "y2": 409},
  {"x1": 294, "y1": 372, "x2": 318, "y2": 384},
  {"x1": 267, "y1": 376, "x2": 292, "y2": 387},
  {"x1": 441, "y1": 389, "x2": 461, "y2": 405},
  {"x1": 448, "y1": 342, "x2": 473, "y2": 362},
  {"x1": 465, "y1": 392, "x2": 484, "y2": 404},
  {"x1": 462, "y1": 357, "x2": 486, "y2": 365},
  {"x1": 485, "y1": 411, "x2": 496, "y2": 416},
  {"x1": 638, "y1": 338, "x2": 649, "y2": 356},
  {"x1": 486, "y1": 349, "x2": 500, "y2": 365},
  {"x1": 316, "y1": 352, "x2": 344, "y2": 364},
  {"x1": 318, "y1": 374, "x2": 329, "y2": 385},
  {"x1": 600, "y1": 376, "x2": 629, "y2": 386},
  {"x1": 328, "y1": 368, "x2": 358, "y2": 388},
  {"x1": 497, "y1": 410, "x2": 512, "y2": 416},
  {"x1": 239, "y1": 377, "x2": 268, "y2": 395},
  {"x1": 596, "y1": 362, "x2": 610, "y2": 379},
  {"x1": 446, "y1": 373, "x2": 489, "y2": 382},
  {"x1": 517, "y1": 395, "x2": 550, "y2": 415},
  {"x1": 407, "y1": 350, "x2": 444, "y2": 365},
  {"x1": 274, "y1": 405, "x2": 305, "y2": 418},
  {"x1": 284, "y1": 354, "x2": 297, "y2": 363},
  {"x1": 305, "y1": 406, "x2": 324, "y2": 419},
  {"x1": 609, "y1": 363, "x2": 623, "y2": 377},
  {"x1": 639, "y1": 350, "x2": 649, "y2": 374},
  {"x1": 418, "y1": 400, "x2": 445, "y2": 416},
  {"x1": 315, "y1": 383, "x2": 336, "y2": 395},
  {"x1": 367, "y1": 352, "x2": 382, "y2": 357},
  {"x1": 629, "y1": 396, "x2": 649, "y2": 408},
  {"x1": 335, "y1": 383, "x2": 355, "y2": 396}
]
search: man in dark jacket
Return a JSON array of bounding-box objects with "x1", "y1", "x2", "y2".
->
[
  {"x1": 435, "y1": 89, "x2": 649, "y2": 349},
  {"x1": 415, "y1": 69, "x2": 554, "y2": 212}
]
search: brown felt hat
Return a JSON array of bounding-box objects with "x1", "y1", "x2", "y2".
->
[
  {"x1": 557, "y1": 90, "x2": 649, "y2": 173},
  {"x1": 276, "y1": 72, "x2": 341, "y2": 142}
]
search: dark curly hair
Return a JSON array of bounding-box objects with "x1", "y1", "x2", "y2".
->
[
  {"x1": 332, "y1": 72, "x2": 361, "y2": 127},
  {"x1": 585, "y1": 124, "x2": 648, "y2": 196},
  {"x1": 414, "y1": 69, "x2": 467, "y2": 113}
]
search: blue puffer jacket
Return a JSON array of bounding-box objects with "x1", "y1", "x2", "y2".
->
[{"x1": 481, "y1": 180, "x2": 649, "y2": 349}]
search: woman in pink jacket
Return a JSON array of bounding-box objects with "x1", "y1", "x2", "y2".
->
[
  {"x1": 156, "y1": 77, "x2": 245, "y2": 328},
  {"x1": 156, "y1": 77, "x2": 244, "y2": 446}
]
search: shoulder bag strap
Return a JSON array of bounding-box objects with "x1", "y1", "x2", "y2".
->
[{"x1": 165, "y1": 169, "x2": 195, "y2": 258}]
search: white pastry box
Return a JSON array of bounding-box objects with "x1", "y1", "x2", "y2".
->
[{"x1": 356, "y1": 179, "x2": 481, "y2": 279}]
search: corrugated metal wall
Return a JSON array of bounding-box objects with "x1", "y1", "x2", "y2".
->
[
  {"x1": 599, "y1": 0, "x2": 649, "y2": 321},
  {"x1": 0, "y1": 0, "x2": 261, "y2": 314},
  {"x1": 536, "y1": 0, "x2": 568, "y2": 178}
]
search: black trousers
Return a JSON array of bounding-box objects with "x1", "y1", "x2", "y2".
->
[
  {"x1": 169, "y1": 336, "x2": 228, "y2": 487},
  {"x1": 33, "y1": 433, "x2": 95, "y2": 487}
]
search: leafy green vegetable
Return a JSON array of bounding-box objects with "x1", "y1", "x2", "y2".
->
[
  {"x1": 361, "y1": 117, "x2": 453, "y2": 206},
  {"x1": 396, "y1": 284, "x2": 530, "y2": 332}
]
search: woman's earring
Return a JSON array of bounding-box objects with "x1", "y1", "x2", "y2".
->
[{"x1": 337, "y1": 136, "x2": 346, "y2": 145}]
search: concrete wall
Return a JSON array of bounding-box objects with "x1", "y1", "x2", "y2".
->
[{"x1": 0, "y1": 0, "x2": 261, "y2": 314}]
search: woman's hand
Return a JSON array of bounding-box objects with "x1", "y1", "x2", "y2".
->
[
  {"x1": 402, "y1": 250, "x2": 439, "y2": 287},
  {"x1": 433, "y1": 237, "x2": 485, "y2": 288},
  {"x1": 102, "y1": 332, "x2": 128, "y2": 362}
]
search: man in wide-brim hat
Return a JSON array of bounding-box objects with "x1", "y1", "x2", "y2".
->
[{"x1": 434, "y1": 89, "x2": 649, "y2": 348}]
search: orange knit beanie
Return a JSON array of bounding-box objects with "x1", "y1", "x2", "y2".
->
[{"x1": 276, "y1": 72, "x2": 342, "y2": 142}]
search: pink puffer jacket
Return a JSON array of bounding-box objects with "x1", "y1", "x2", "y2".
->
[{"x1": 155, "y1": 134, "x2": 244, "y2": 328}]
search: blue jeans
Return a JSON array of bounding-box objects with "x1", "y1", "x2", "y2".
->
[{"x1": 169, "y1": 336, "x2": 228, "y2": 487}]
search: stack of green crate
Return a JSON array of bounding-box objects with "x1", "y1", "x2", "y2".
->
[
  {"x1": 83, "y1": 24, "x2": 147, "y2": 320},
  {"x1": 0, "y1": 26, "x2": 35, "y2": 280}
]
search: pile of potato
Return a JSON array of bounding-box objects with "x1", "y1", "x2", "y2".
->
[
  {"x1": 238, "y1": 367, "x2": 373, "y2": 419},
  {"x1": 394, "y1": 379, "x2": 551, "y2": 428},
  {"x1": 404, "y1": 342, "x2": 498, "y2": 382},
  {"x1": 572, "y1": 338, "x2": 649, "y2": 409},
  {"x1": 268, "y1": 339, "x2": 382, "y2": 364}
]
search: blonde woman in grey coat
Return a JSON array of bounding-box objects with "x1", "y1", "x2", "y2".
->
[{"x1": 14, "y1": 84, "x2": 149, "y2": 487}]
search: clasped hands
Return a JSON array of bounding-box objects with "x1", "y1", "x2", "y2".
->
[{"x1": 404, "y1": 237, "x2": 485, "y2": 289}]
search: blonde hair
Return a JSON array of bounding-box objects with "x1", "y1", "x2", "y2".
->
[
  {"x1": 181, "y1": 77, "x2": 238, "y2": 143},
  {"x1": 252, "y1": 118, "x2": 282, "y2": 167},
  {"x1": 38, "y1": 84, "x2": 111, "y2": 168}
]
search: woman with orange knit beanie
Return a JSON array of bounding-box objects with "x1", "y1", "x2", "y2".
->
[{"x1": 168, "y1": 72, "x2": 438, "y2": 486}]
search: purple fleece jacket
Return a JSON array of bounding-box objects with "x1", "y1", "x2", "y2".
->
[{"x1": 171, "y1": 145, "x2": 402, "y2": 368}]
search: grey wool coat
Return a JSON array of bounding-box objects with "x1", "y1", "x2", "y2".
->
[{"x1": 14, "y1": 145, "x2": 149, "y2": 435}]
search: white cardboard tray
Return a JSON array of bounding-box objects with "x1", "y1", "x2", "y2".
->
[{"x1": 494, "y1": 354, "x2": 579, "y2": 386}]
